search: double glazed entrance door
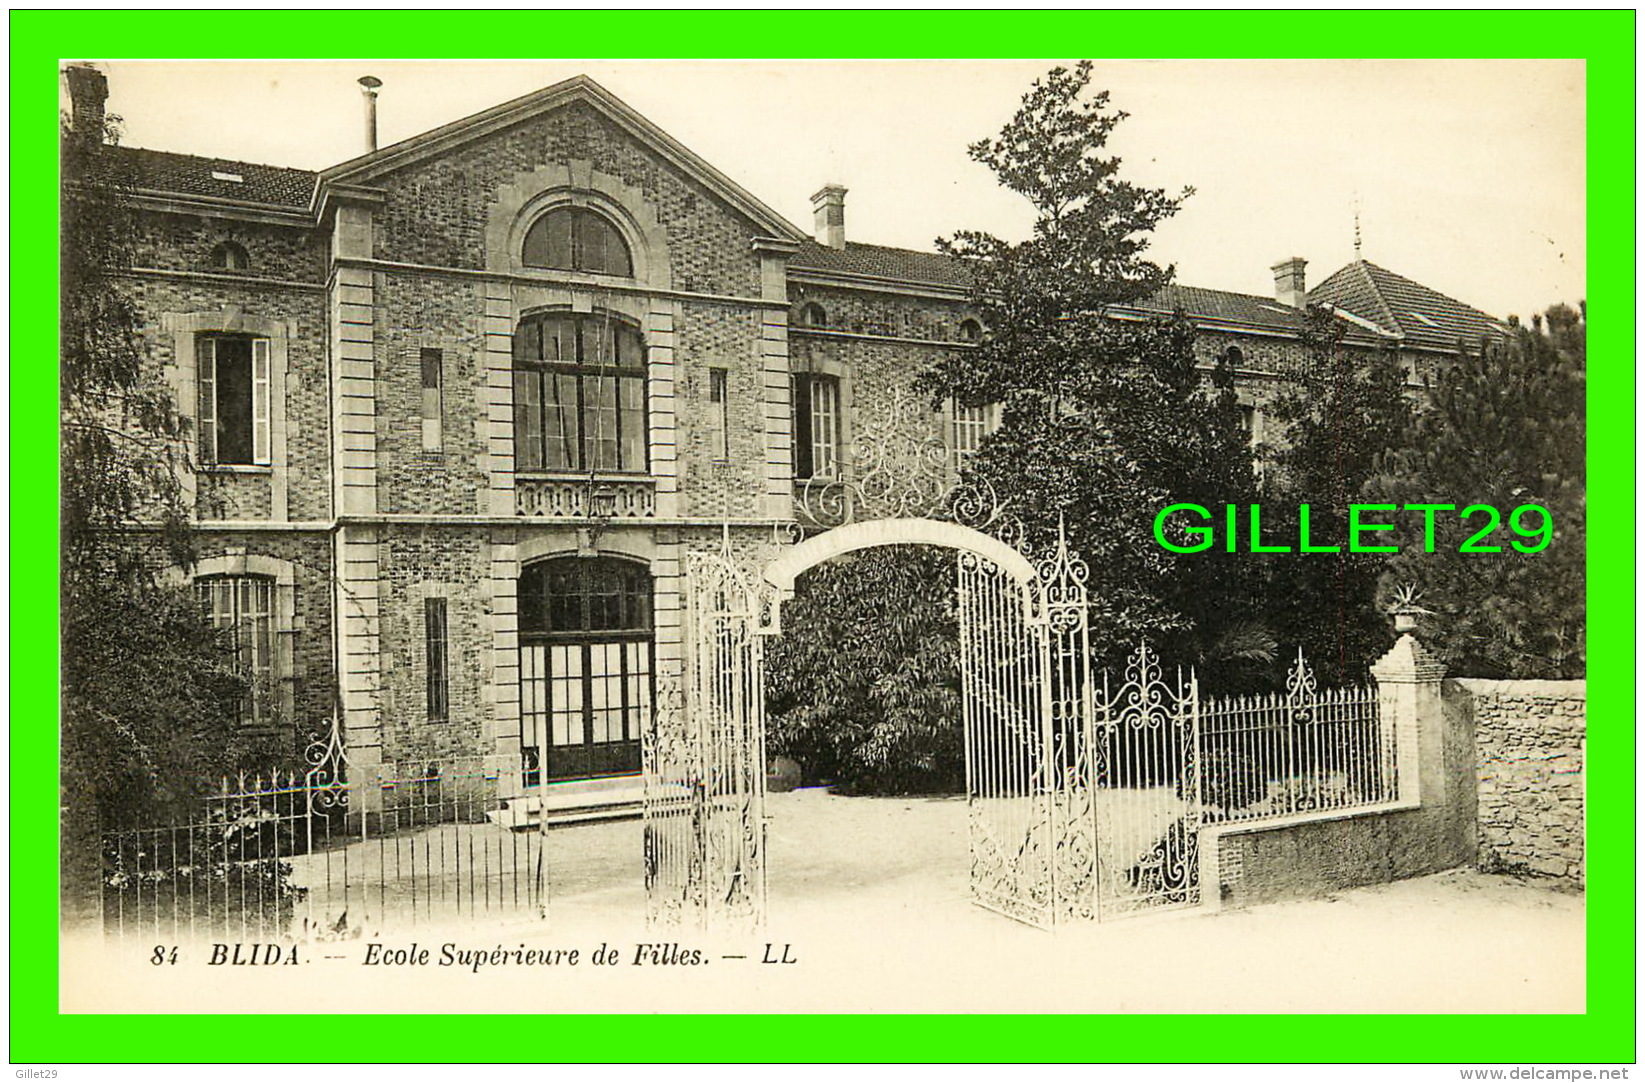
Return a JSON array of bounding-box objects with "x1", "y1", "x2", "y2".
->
[
  {"x1": 521, "y1": 639, "x2": 650, "y2": 781},
  {"x1": 519, "y1": 557, "x2": 654, "y2": 785}
]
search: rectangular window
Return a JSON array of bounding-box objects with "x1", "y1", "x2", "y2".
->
[
  {"x1": 195, "y1": 576, "x2": 275, "y2": 726},
  {"x1": 792, "y1": 374, "x2": 841, "y2": 480},
  {"x1": 810, "y1": 376, "x2": 840, "y2": 478},
  {"x1": 420, "y1": 348, "x2": 443, "y2": 452},
  {"x1": 1239, "y1": 404, "x2": 1260, "y2": 446},
  {"x1": 424, "y1": 597, "x2": 449, "y2": 723},
  {"x1": 708, "y1": 367, "x2": 729, "y2": 461},
  {"x1": 951, "y1": 400, "x2": 997, "y2": 465},
  {"x1": 514, "y1": 369, "x2": 644, "y2": 473},
  {"x1": 197, "y1": 336, "x2": 271, "y2": 466}
]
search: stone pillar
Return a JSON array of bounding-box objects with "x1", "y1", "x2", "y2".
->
[
  {"x1": 486, "y1": 527, "x2": 522, "y2": 790},
  {"x1": 1370, "y1": 629, "x2": 1447, "y2": 807},
  {"x1": 325, "y1": 189, "x2": 384, "y2": 811},
  {"x1": 646, "y1": 302, "x2": 680, "y2": 519},
  {"x1": 753, "y1": 238, "x2": 800, "y2": 521},
  {"x1": 481, "y1": 286, "x2": 516, "y2": 517}
]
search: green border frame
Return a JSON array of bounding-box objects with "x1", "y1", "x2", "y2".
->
[{"x1": 12, "y1": 10, "x2": 1635, "y2": 1063}]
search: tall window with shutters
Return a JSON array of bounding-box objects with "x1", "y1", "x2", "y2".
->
[
  {"x1": 791, "y1": 373, "x2": 841, "y2": 480},
  {"x1": 197, "y1": 335, "x2": 271, "y2": 466},
  {"x1": 513, "y1": 311, "x2": 648, "y2": 474}
]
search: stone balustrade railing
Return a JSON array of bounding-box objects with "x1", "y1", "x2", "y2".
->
[{"x1": 515, "y1": 475, "x2": 657, "y2": 519}]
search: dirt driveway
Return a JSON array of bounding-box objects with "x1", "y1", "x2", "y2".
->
[
  {"x1": 510, "y1": 787, "x2": 1584, "y2": 1014},
  {"x1": 64, "y1": 787, "x2": 1584, "y2": 1014}
]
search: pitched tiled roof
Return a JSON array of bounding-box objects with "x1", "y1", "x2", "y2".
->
[
  {"x1": 100, "y1": 140, "x2": 1502, "y2": 360},
  {"x1": 1133, "y1": 283, "x2": 1310, "y2": 333},
  {"x1": 1311, "y1": 260, "x2": 1508, "y2": 350},
  {"x1": 789, "y1": 239, "x2": 974, "y2": 289},
  {"x1": 112, "y1": 145, "x2": 317, "y2": 210}
]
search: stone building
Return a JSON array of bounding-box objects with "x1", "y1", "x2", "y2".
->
[{"x1": 65, "y1": 67, "x2": 1508, "y2": 813}]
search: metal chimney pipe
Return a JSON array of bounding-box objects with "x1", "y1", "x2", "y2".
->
[{"x1": 358, "y1": 76, "x2": 382, "y2": 152}]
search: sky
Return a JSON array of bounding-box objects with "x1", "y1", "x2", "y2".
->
[{"x1": 85, "y1": 59, "x2": 1586, "y2": 322}]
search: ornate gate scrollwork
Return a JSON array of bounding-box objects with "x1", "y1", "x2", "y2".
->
[
  {"x1": 1092, "y1": 642, "x2": 1202, "y2": 918},
  {"x1": 794, "y1": 388, "x2": 1023, "y2": 548},
  {"x1": 644, "y1": 532, "x2": 770, "y2": 929},
  {"x1": 957, "y1": 525, "x2": 1096, "y2": 928}
]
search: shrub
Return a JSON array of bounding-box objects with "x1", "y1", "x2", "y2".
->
[{"x1": 765, "y1": 546, "x2": 964, "y2": 795}]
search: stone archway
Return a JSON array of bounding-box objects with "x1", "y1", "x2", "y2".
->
[{"x1": 762, "y1": 516, "x2": 1037, "y2": 599}]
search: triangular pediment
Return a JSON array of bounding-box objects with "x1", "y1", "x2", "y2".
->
[{"x1": 319, "y1": 75, "x2": 806, "y2": 242}]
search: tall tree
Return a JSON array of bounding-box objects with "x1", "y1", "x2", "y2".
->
[
  {"x1": 60, "y1": 77, "x2": 191, "y2": 587},
  {"x1": 60, "y1": 76, "x2": 258, "y2": 842},
  {"x1": 1372, "y1": 306, "x2": 1586, "y2": 678},
  {"x1": 1256, "y1": 311, "x2": 1417, "y2": 683},
  {"x1": 921, "y1": 61, "x2": 1262, "y2": 671}
]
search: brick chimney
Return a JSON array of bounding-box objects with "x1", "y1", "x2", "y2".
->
[
  {"x1": 1271, "y1": 257, "x2": 1308, "y2": 310},
  {"x1": 811, "y1": 184, "x2": 847, "y2": 250},
  {"x1": 64, "y1": 64, "x2": 108, "y2": 139}
]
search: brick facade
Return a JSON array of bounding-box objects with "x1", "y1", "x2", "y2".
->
[{"x1": 92, "y1": 72, "x2": 1499, "y2": 794}]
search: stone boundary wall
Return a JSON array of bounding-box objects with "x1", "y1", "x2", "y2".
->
[
  {"x1": 1200, "y1": 633, "x2": 1477, "y2": 911},
  {"x1": 1460, "y1": 678, "x2": 1585, "y2": 883}
]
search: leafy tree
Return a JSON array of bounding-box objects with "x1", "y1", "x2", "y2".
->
[
  {"x1": 60, "y1": 85, "x2": 263, "y2": 841},
  {"x1": 921, "y1": 61, "x2": 1262, "y2": 673},
  {"x1": 1371, "y1": 306, "x2": 1586, "y2": 678},
  {"x1": 765, "y1": 64, "x2": 1264, "y2": 790},
  {"x1": 765, "y1": 547, "x2": 963, "y2": 794},
  {"x1": 1255, "y1": 311, "x2": 1417, "y2": 683}
]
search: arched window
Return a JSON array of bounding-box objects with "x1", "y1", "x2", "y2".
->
[
  {"x1": 513, "y1": 311, "x2": 648, "y2": 473},
  {"x1": 1223, "y1": 346, "x2": 1245, "y2": 368},
  {"x1": 194, "y1": 574, "x2": 275, "y2": 726},
  {"x1": 210, "y1": 241, "x2": 250, "y2": 272},
  {"x1": 522, "y1": 206, "x2": 633, "y2": 276},
  {"x1": 959, "y1": 318, "x2": 983, "y2": 342},
  {"x1": 518, "y1": 557, "x2": 653, "y2": 783},
  {"x1": 795, "y1": 301, "x2": 827, "y2": 329}
]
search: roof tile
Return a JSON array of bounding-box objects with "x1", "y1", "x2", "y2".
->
[
  {"x1": 1133, "y1": 283, "x2": 1311, "y2": 333},
  {"x1": 789, "y1": 239, "x2": 973, "y2": 289},
  {"x1": 99, "y1": 143, "x2": 1502, "y2": 358},
  {"x1": 112, "y1": 145, "x2": 317, "y2": 210},
  {"x1": 1311, "y1": 260, "x2": 1507, "y2": 349}
]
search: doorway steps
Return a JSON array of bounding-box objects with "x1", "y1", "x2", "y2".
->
[{"x1": 486, "y1": 775, "x2": 644, "y2": 831}]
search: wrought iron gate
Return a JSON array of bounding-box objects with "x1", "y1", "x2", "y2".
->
[
  {"x1": 956, "y1": 530, "x2": 1097, "y2": 928},
  {"x1": 955, "y1": 531, "x2": 1204, "y2": 925},
  {"x1": 643, "y1": 536, "x2": 768, "y2": 928}
]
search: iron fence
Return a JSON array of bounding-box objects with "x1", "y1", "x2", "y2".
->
[
  {"x1": 1090, "y1": 643, "x2": 1201, "y2": 919},
  {"x1": 1197, "y1": 650, "x2": 1393, "y2": 825},
  {"x1": 100, "y1": 745, "x2": 545, "y2": 946}
]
